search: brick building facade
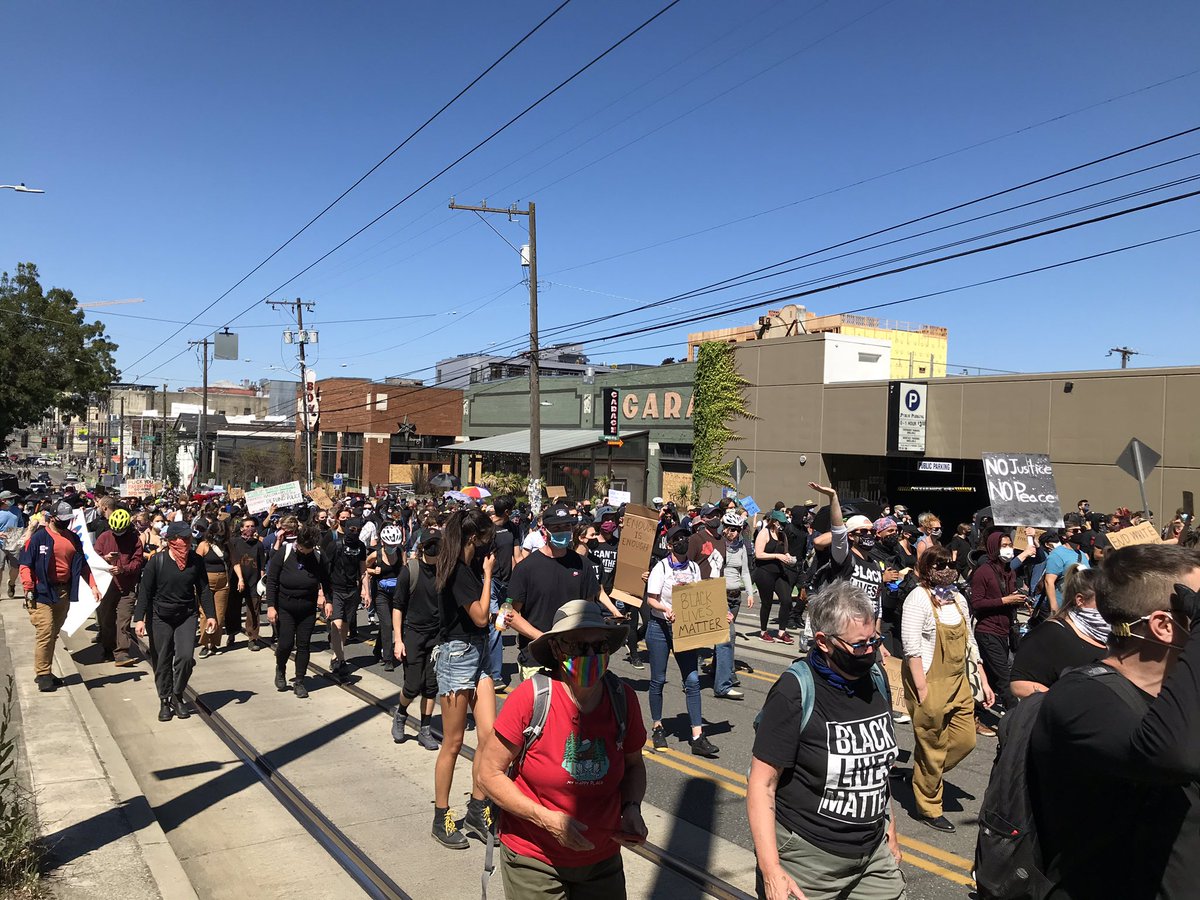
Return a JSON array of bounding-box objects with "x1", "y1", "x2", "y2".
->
[{"x1": 309, "y1": 378, "x2": 463, "y2": 491}]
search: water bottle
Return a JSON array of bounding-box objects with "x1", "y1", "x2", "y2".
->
[{"x1": 496, "y1": 601, "x2": 514, "y2": 632}]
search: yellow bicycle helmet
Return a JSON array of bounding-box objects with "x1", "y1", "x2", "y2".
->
[{"x1": 108, "y1": 507, "x2": 132, "y2": 534}]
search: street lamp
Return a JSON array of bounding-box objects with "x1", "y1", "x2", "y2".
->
[{"x1": 0, "y1": 183, "x2": 45, "y2": 194}]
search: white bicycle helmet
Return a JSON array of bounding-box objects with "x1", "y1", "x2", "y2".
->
[
  {"x1": 721, "y1": 510, "x2": 747, "y2": 529},
  {"x1": 380, "y1": 524, "x2": 404, "y2": 546}
]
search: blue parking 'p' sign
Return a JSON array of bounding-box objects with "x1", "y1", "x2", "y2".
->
[{"x1": 905, "y1": 389, "x2": 922, "y2": 411}]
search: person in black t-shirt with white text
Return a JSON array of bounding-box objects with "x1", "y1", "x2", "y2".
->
[
  {"x1": 748, "y1": 581, "x2": 903, "y2": 900},
  {"x1": 1031, "y1": 544, "x2": 1200, "y2": 899}
]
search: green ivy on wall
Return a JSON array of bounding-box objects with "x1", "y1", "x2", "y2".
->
[{"x1": 691, "y1": 341, "x2": 753, "y2": 502}]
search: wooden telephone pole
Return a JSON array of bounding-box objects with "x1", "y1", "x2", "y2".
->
[{"x1": 448, "y1": 200, "x2": 542, "y2": 507}]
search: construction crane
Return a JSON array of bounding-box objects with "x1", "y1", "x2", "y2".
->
[{"x1": 79, "y1": 298, "x2": 145, "y2": 309}]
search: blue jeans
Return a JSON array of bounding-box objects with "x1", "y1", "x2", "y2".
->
[
  {"x1": 713, "y1": 594, "x2": 740, "y2": 694},
  {"x1": 488, "y1": 578, "x2": 507, "y2": 684},
  {"x1": 646, "y1": 615, "x2": 702, "y2": 728}
]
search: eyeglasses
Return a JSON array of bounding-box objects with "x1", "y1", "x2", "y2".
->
[
  {"x1": 833, "y1": 634, "x2": 885, "y2": 652},
  {"x1": 552, "y1": 638, "x2": 611, "y2": 657}
]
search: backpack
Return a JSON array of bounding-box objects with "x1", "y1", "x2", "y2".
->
[
  {"x1": 482, "y1": 671, "x2": 628, "y2": 900},
  {"x1": 753, "y1": 657, "x2": 891, "y2": 734},
  {"x1": 973, "y1": 663, "x2": 1147, "y2": 900}
]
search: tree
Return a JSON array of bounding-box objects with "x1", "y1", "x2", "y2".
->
[
  {"x1": 691, "y1": 341, "x2": 753, "y2": 502},
  {"x1": 0, "y1": 264, "x2": 118, "y2": 441},
  {"x1": 224, "y1": 443, "x2": 296, "y2": 488}
]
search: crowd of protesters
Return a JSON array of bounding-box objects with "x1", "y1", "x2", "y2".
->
[{"x1": 8, "y1": 469, "x2": 1200, "y2": 900}]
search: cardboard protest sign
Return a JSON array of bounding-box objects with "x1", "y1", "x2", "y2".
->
[
  {"x1": 309, "y1": 486, "x2": 334, "y2": 510},
  {"x1": 546, "y1": 485, "x2": 567, "y2": 500},
  {"x1": 610, "y1": 504, "x2": 658, "y2": 607},
  {"x1": 228, "y1": 487, "x2": 245, "y2": 501},
  {"x1": 670, "y1": 578, "x2": 729, "y2": 653},
  {"x1": 1012, "y1": 526, "x2": 1044, "y2": 553},
  {"x1": 1107, "y1": 521, "x2": 1162, "y2": 550},
  {"x1": 245, "y1": 480, "x2": 304, "y2": 515},
  {"x1": 982, "y1": 452, "x2": 1063, "y2": 528}
]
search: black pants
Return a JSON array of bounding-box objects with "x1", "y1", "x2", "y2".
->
[
  {"x1": 151, "y1": 611, "x2": 198, "y2": 700},
  {"x1": 625, "y1": 603, "x2": 649, "y2": 656},
  {"x1": 754, "y1": 569, "x2": 792, "y2": 634},
  {"x1": 402, "y1": 627, "x2": 439, "y2": 699},
  {"x1": 275, "y1": 597, "x2": 317, "y2": 679},
  {"x1": 372, "y1": 590, "x2": 394, "y2": 662},
  {"x1": 976, "y1": 630, "x2": 1015, "y2": 712}
]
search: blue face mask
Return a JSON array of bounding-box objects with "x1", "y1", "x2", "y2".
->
[{"x1": 547, "y1": 529, "x2": 572, "y2": 550}]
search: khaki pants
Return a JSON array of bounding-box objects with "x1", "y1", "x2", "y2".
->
[
  {"x1": 28, "y1": 586, "x2": 71, "y2": 677},
  {"x1": 200, "y1": 571, "x2": 230, "y2": 649},
  {"x1": 500, "y1": 844, "x2": 625, "y2": 900},
  {"x1": 97, "y1": 587, "x2": 137, "y2": 660},
  {"x1": 759, "y1": 821, "x2": 905, "y2": 900}
]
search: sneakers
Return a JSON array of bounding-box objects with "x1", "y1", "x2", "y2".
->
[
  {"x1": 173, "y1": 696, "x2": 192, "y2": 719},
  {"x1": 158, "y1": 698, "x2": 174, "y2": 722},
  {"x1": 248, "y1": 640, "x2": 262, "y2": 652},
  {"x1": 198, "y1": 646, "x2": 211, "y2": 659},
  {"x1": 776, "y1": 631, "x2": 795, "y2": 645},
  {"x1": 383, "y1": 659, "x2": 395, "y2": 672},
  {"x1": 35, "y1": 674, "x2": 56, "y2": 693},
  {"x1": 493, "y1": 682, "x2": 508, "y2": 696},
  {"x1": 330, "y1": 659, "x2": 347, "y2": 680},
  {"x1": 416, "y1": 725, "x2": 441, "y2": 751},
  {"x1": 293, "y1": 679, "x2": 309, "y2": 700},
  {"x1": 627, "y1": 652, "x2": 646, "y2": 671},
  {"x1": 714, "y1": 688, "x2": 745, "y2": 701},
  {"x1": 920, "y1": 815, "x2": 956, "y2": 833},
  {"x1": 463, "y1": 797, "x2": 496, "y2": 842},
  {"x1": 101, "y1": 650, "x2": 115, "y2": 663},
  {"x1": 392, "y1": 708, "x2": 409, "y2": 743},
  {"x1": 892, "y1": 710, "x2": 912, "y2": 725},
  {"x1": 274, "y1": 670, "x2": 288, "y2": 692},
  {"x1": 113, "y1": 655, "x2": 137, "y2": 668},
  {"x1": 432, "y1": 807, "x2": 469, "y2": 850},
  {"x1": 652, "y1": 725, "x2": 667, "y2": 751},
  {"x1": 759, "y1": 631, "x2": 776, "y2": 644},
  {"x1": 689, "y1": 734, "x2": 720, "y2": 759}
]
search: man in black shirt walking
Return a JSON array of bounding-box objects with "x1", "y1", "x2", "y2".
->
[
  {"x1": 134, "y1": 521, "x2": 217, "y2": 722},
  {"x1": 1031, "y1": 544, "x2": 1200, "y2": 899},
  {"x1": 326, "y1": 511, "x2": 368, "y2": 677},
  {"x1": 390, "y1": 533, "x2": 442, "y2": 751}
]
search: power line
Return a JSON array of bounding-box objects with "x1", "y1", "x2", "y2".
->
[{"x1": 119, "y1": 0, "x2": 576, "y2": 377}]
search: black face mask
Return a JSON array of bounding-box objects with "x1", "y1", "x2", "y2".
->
[
  {"x1": 829, "y1": 643, "x2": 878, "y2": 678},
  {"x1": 670, "y1": 538, "x2": 690, "y2": 556},
  {"x1": 882, "y1": 535, "x2": 899, "y2": 550},
  {"x1": 853, "y1": 533, "x2": 877, "y2": 551},
  {"x1": 586, "y1": 539, "x2": 599, "y2": 552}
]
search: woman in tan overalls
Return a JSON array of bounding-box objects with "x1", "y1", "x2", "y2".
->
[{"x1": 901, "y1": 544, "x2": 995, "y2": 833}]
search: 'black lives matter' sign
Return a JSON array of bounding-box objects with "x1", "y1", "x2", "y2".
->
[{"x1": 982, "y1": 452, "x2": 1063, "y2": 528}]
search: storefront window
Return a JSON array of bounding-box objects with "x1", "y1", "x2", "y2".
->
[
  {"x1": 318, "y1": 432, "x2": 337, "y2": 478},
  {"x1": 341, "y1": 432, "x2": 364, "y2": 488}
]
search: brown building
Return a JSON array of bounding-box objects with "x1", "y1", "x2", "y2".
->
[
  {"x1": 721, "y1": 333, "x2": 1199, "y2": 529},
  {"x1": 309, "y1": 378, "x2": 463, "y2": 491}
]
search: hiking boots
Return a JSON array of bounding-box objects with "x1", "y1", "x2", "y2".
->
[
  {"x1": 689, "y1": 734, "x2": 720, "y2": 758},
  {"x1": 158, "y1": 698, "x2": 174, "y2": 722},
  {"x1": 392, "y1": 708, "x2": 409, "y2": 743},
  {"x1": 274, "y1": 670, "x2": 288, "y2": 692},
  {"x1": 463, "y1": 797, "x2": 496, "y2": 842},
  {"x1": 293, "y1": 679, "x2": 309, "y2": 700},
  {"x1": 416, "y1": 725, "x2": 440, "y2": 751},
  {"x1": 432, "y1": 807, "x2": 469, "y2": 850}
]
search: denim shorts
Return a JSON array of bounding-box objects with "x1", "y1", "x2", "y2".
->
[{"x1": 434, "y1": 638, "x2": 491, "y2": 695}]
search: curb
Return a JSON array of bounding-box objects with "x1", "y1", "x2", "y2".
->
[{"x1": 53, "y1": 639, "x2": 199, "y2": 900}]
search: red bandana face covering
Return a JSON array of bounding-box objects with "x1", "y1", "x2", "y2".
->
[{"x1": 168, "y1": 538, "x2": 189, "y2": 570}]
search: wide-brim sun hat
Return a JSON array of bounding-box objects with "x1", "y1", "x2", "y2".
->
[{"x1": 528, "y1": 599, "x2": 629, "y2": 669}]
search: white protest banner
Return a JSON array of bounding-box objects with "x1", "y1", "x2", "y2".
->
[
  {"x1": 121, "y1": 478, "x2": 156, "y2": 498},
  {"x1": 62, "y1": 509, "x2": 112, "y2": 637},
  {"x1": 670, "y1": 578, "x2": 729, "y2": 653},
  {"x1": 245, "y1": 480, "x2": 305, "y2": 515},
  {"x1": 607, "y1": 488, "x2": 632, "y2": 507}
]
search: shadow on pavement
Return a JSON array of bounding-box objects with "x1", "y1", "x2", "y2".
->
[{"x1": 652, "y1": 777, "x2": 717, "y2": 900}]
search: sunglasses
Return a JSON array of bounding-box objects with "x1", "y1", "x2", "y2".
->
[
  {"x1": 931, "y1": 561, "x2": 953, "y2": 571},
  {"x1": 833, "y1": 634, "x2": 885, "y2": 652},
  {"x1": 552, "y1": 638, "x2": 611, "y2": 657}
]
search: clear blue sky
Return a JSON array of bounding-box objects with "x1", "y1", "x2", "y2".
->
[{"x1": 3, "y1": 0, "x2": 1198, "y2": 393}]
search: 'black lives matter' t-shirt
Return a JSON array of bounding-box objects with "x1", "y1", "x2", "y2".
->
[
  {"x1": 752, "y1": 664, "x2": 897, "y2": 857},
  {"x1": 508, "y1": 549, "x2": 600, "y2": 654},
  {"x1": 1010, "y1": 620, "x2": 1105, "y2": 690},
  {"x1": 848, "y1": 550, "x2": 885, "y2": 621},
  {"x1": 589, "y1": 539, "x2": 619, "y2": 593}
]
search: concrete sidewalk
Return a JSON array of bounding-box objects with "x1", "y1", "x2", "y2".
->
[{"x1": 0, "y1": 601, "x2": 192, "y2": 900}]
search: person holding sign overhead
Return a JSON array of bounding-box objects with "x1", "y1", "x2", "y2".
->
[{"x1": 644, "y1": 523, "x2": 719, "y2": 759}]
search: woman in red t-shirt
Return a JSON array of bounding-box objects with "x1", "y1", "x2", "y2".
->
[{"x1": 478, "y1": 600, "x2": 648, "y2": 899}]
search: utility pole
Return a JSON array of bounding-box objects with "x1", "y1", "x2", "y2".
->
[
  {"x1": 161, "y1": 383, "x2": 168, "y2": 483},
  {"x1": 118, "y1": 397, "x2": 125, "y2": 481},
  {"x1": 1108, "y1": 346, "x2": 1140, "y2": 369},
  {"x1": 448, "y1": 199, "x2": 541, "y2": 509},
  {"x1": 188, "y1": 337, "x2": 211, "y2": 486},
  {"x1": 267, "y1": 297, "x2": 317, "y2": 489}
]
